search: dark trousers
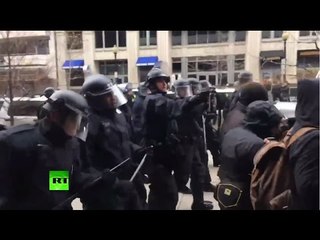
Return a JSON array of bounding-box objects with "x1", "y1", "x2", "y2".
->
[
  {"x1": 174, "y1": 142, "x2": 205, "y2": 204},
  {"x1": 148, "y1": 148, "x2": 178, "y2": 210}
]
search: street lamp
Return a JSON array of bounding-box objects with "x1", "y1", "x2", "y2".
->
[
  {"x1": 112, "y1": 44, "x2": 119, "y2": 81},
  {"x1": 282, "y1": 32, "x2": 289, "y2": 83}
]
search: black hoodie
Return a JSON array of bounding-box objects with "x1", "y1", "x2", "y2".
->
[{"x1": 289, "y1": 79, "x2": 319, "y2": 210}]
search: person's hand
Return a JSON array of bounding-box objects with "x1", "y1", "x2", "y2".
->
[
  {"x1": 101, "y1": 169, "x2": 117, "y2": 187},
  {"x1": 199, "y1": 91, "x2": 210, "y2": 102}
]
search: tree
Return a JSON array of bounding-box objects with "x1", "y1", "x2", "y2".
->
[{"x1": 0, "y1": 31, "x2": 54, "y2": 126}]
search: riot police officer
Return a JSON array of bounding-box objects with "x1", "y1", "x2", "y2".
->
[
  {"x1": 173, "y1": 79, "x2": 213, "y2": 210},
  {"x1": 188, "y1": 79, "x2": 215, "y2": 192},
  {"x1": 143, "y1": 68, "x2": 180, "y2": 210},
  {"x1": 143, "y1": 69, "x2": 210, "y2": 209},
  {"x1": 81, "y1": 74, "x2": 147, "y2": 209},
  {"x1": 0, "y1": 90, "x2": 128, "y2": 210}
]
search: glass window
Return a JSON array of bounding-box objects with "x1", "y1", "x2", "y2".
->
[
  {"x1": 235, "y1": 31, "x2": 246, "y2": 42},
  {"x1": 172, "y1": 31, "x2": 182, "y2": 45},
  {"x1": 235, "y1": 55, "x2": 245, "y2": 70},
  {"x1": 274, "y1": 31, "x2": 283, "y2": 38},
  {"x1": 67, "y1": 31, "x2": 83, "y2": 50},
  {"x1": 149, "y1": 31, "x2": 157, "y2": 45},
  {"x1": 105, "y1": 31, "x2": 117, "y2": 48},
  {"x1": 198, "y1": 61, "x2": 217, "y2": 71},
  {"x1": 219, "y1": 31, "x2": 229, "y2": 42},
  {"x1": 197, "y1": 31, "x2": 207, "y2": 44},
  {"x1": 208, "y1": 31, "x2": 218, "y2": 43},
  {"x1": 172, "y1": 62, "x2": 181, "y2": 73},
  {"x1": 95, "y1": 31, "x2": 103, "y2": 48},
  {"x1": 139, "y1": 31, "x2": 147, "y2": 46},
  {"x1": 262, "y1": 31, "x2": 271, "y2": 39},
  {"x1": 118, "y1": 31, "x2": 126, "y2": 47},
  {"x1": 220, "y1": 73, "x2": 228, "y2": 86},
  {"x1": 37, "y1": 39, "x2": 49, "y2": 54},
  {"x1": 299, "y1": 31, "x2": 310, "y2": 36},
  {"x1": 188, "y1": 31, "x2": 197, "y2": 44},
  {"x1": 140, "y1": 31, "x2": 157, "y2": 46},
  {"x1": 95, "y1": 31, "x2": 126, "y2": 48},
  {"x1": 188, "y1": 61, "x2": 197, "y2": 72}
]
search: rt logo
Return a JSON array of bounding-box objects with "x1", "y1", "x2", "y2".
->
[{"x1": 49, "y1": 171, "x2": 69, "y2": 191}]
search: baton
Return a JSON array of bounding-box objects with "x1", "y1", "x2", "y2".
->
[
  {"x1": 52, "y1": 157, "x2": 130, "y2": 210},
  {"x1": 130, "y1": 153, "x2": 148, "y2": 182}
]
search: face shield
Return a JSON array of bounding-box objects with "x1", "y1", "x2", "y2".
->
[
  {"x1": 192, "y1": 84, "x2": 202, "y2": 95},
  {"x1": 76, "y1": 116, "x2": 89, "y2": 142},
  {"x1": 105, "y1": 85, "x2": 128, "y2": 109},
  {"x1": 62, "y1": 111, "x2": 83, "y2": 138},
  {"x1": 175, "y1": 85, "x2": 193, "y2": 98}
]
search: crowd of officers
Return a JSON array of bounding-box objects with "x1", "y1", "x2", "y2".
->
[{"x1": 0, "y1": 67, "x2": 318, "y2": 210}]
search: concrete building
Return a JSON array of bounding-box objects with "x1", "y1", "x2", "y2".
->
[
  {"x1": 0, "y1": 31, "x2": 58, "y2": 96},
  {"x1": 12, "y1": 31, "x2": 318, "y2": 93}
]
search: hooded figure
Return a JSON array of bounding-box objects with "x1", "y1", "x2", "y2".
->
[
  {"x1": 288, "y1": 79, "x2": 319, "y2": 210},
  {"x1": 220, "y1": 82, "x2": 268, "y2": 137},
  {"x1": 217, "y1": 100, "x2": 283, "y2": 210}
]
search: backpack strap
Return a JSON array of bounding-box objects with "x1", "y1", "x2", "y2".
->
[
  {"x1": 285, "y1": 127, "x2": 318, "y2": 148},
  {"x1": 253, "y1": 141, "x2": 286, "y2": 167}
]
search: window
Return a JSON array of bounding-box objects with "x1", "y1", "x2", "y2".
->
[
  {"x1": 66, "y1": 31, "x2": 83, "y2": 50},
  {"x1": 188, "y1": 31, "x2": 229, "y2": 44},
  {"x1": 98, "y1": 60, "x2": 128, "y2": 82},
  {"x1": 138, "y1": 66, "x2": 153, "y2": 83},
  {"x1": 234, "y1": 55, "x2": 245, "y2": 70},
  {"x1": 0, "y1": 37, "x2": 49, "y2": 55},
  {"x1": 297, "y1": 51, "x2": 319, "y2": 68},
  {"x1": 172, "y1": 31, "x2": 182, "y2": 45},
  {"x1": 95, "y1": 31, "x2": 126, "y2": 48},
  {"x1": 139, "y1": 31, "x2": 157, "y2": 46},
  {"x1": 299, "y1": 31, "x2": 320, "y2": 37},
  {"x1": 235, "y1": 31, "x2": 246, "y2": 42},
  {"x1": 172, "y1": 58, "x2": 181, "y2": 73},
  {"x1": 66, "y1": 69, "x2": 84, "y2": 87},
  {"x1": 262, "y1": 31, "x2": 283, "y2": 39}
]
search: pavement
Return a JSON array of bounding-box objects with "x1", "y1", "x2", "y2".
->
[{"x1": 71, "y1": 151, "x2": 220, "y2": 210}]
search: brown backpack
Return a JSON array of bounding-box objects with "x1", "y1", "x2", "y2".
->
[{"x1": 250, "y1": 127, "x2": 317, "y2": 210}]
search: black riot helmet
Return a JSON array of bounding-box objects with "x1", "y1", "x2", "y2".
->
[
  {"x1": 145, "y1": 68, "x2": 170, "y2": 88},
  {"x1": 174, "y1": 79, "x2": 193, "y2": 98},
  {"x1": 81, "y1": 74, "x2": 127, "y2": 110},
  {"x1": 199, "y1": 80, "x2": 212, "y2": 93},
  {"x1": 42, "y1": 90, "x2": 89, "y2": 140},
  {"x1": 43, "y1": 90, "x2": 88, "y2": 116},
  {"x1": 42, "y1": 87, "x2": 55, "y2": 98},
  {"x1": 187, "y1": 78, "x2": 202, "y2": 95}
]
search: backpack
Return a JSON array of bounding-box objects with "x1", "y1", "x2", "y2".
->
[{"x1": 250, "y1": 127, "x2": 317, "y2": 210}]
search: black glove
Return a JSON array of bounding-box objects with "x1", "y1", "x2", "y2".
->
[
  {"x1": 199, "y1": 91, "x2": 210, "y2": 102},
  {"x1": 101, "y1": 169, "x2": 118, "y2": 188}
]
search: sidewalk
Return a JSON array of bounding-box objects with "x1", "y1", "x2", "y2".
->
[{"x1": 71, "y1": 151, "x2": 220, "y2": 210}]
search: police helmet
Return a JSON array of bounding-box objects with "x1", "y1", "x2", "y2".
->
[
  {"x1": 42, "y1": 87, "x2": 55, "y2": 99},
  {"x1": 145, "y1": 68, "x2": 170, "y2": 87},
  {"x1": 42, "y1": 90, "x2": 88, "y2": 116}
]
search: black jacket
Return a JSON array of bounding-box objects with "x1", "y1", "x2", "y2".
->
[
  {"x1": 218, "y1": 127, "x2": 264, "y2": 186},
  {"x1": 0, "y1": 121, "x2": 97, "y2": 210},
  {"x1": 131, "y1": 95, "x2": 146, "y2": 145},
  {"x1": 288, "y1": 79, "x2": 319, "y2": 210},
  {"x1": 220, "y1": 102, "x2": 246, "y2": 137}
]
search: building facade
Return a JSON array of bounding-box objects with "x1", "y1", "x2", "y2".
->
[
  {"x1": 0, "y1": 31, "x2": 58, "y2": 96},
  {"x1": 8, "y1": 31, "x2": 317, "y2": 94}
]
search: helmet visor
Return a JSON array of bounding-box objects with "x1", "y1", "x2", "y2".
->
[
  {"x1": 107, "y1": 85, "x2": 128, "y2": 108},
  {"x1": 175, "y1": 85, "x2": 193, "y2": 98}
]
